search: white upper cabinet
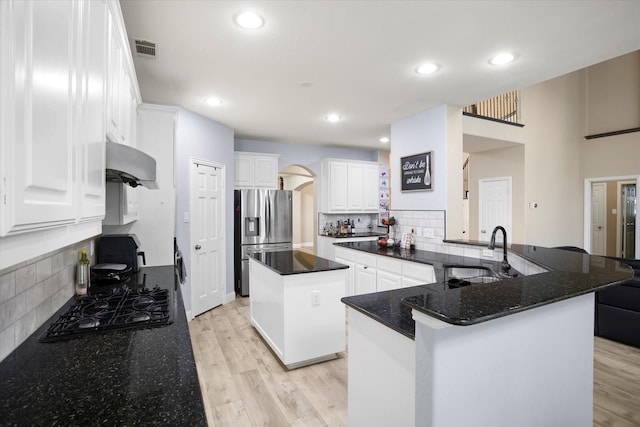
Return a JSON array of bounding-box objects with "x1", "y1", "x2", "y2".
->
[
  {"x1": 79, "y1": 0, "x2": 108, "y2": 221},
  {"x1": 234, "y1": 152, "x2": 279, "y2": 189},
  {"x1": 1, "y1": 0, "x2": 82, "y2": 234},
  {"x1": 322, "y1": 159, "x2": 379, "y2": 213},
  {"x1": 0, "y1": 0, "x2": 136, "y2": 239},
  {"x1": 106, "y1": 2, "x2": 139, "y2": 147}
]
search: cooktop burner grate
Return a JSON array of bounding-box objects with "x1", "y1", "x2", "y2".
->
[{"x1": 39, "y1": 286, "x2": 172, "y2": 342}]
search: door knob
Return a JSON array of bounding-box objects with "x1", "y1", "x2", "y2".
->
[
  {"x1": 195, "y1": 244, "x2": 202, "y2": 250},
  {"x1": 481, "y1": 230, "x2": 486, "y2": 233}
]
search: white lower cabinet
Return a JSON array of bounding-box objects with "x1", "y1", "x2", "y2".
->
[
  {"x1": 334, "y1": 247, "x2": 356, "y2": 296},
  {"x1": 337, "y1": 247, "x2": 436, "y2": 295},
  {"x1": 377, "y1": 257, "x2": 403, "y2": 291},
  {"x1": 354, "y1": 252, "x2": 377, "y2": 295},
  {"x1": 401, "y1": 261, "x2": 436, "y2": 288}
]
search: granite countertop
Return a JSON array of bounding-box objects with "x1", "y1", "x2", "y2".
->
[
  {"x1": 250, "y1": 249, "x2": 348, "y2": 275},
  {"x1": 340, "y1": 241, "x2": 633, "y2": 336},
  {"x1": 0, "y1": 265, "x2": 207, "y2": 427}
]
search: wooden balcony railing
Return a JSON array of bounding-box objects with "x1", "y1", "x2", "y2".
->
[{"x1": 463, "y1": 90, "x2": 521, "y2": 125}]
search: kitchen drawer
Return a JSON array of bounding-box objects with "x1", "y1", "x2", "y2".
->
[
  {"x1": 354, "y1": 252, "x2": 377, "y2": 269},
  {"x1": 377, "y1": 257, "x2": 402, "y2": 274},
  {"x1": 334, "y1": 246, "x2": 355, "y2": 262},
  {"x1": 402, "y1": 261, "x2": 435, "y2": 283}
]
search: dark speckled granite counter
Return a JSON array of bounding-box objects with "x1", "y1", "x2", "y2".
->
[
  {"x1": 250, "y1": 249, "x2": 348, "y2": 275},
  {"x1": 0, "y1": 265, "x2": 206, "y2": 427},
  {"x1": 340, "y1": 241, "x2": 633, "y2": 337}
]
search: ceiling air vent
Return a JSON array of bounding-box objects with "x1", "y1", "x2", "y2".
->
[{"x1": 132, "y1": 38, "x2": 157, "y2": 59}]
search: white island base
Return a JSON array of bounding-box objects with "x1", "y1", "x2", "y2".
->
[
  {"x1": 412, "y1": 294, "x2": 595, "y2": 427},
  {"x1": 249, "y1": 258, "x2": 346, "y2": 369}
]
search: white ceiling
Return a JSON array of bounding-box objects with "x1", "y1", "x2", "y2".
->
[{"x1": 120, "y1": 0, "x2": 640, "y2": 150}]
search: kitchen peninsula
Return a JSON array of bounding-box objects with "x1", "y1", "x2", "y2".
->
[
  {"x1": 249, "y1": 250, "x2": 348, "y2": 369},
  {"x1": 340, "y1": 241, "x2": 633, "y2": 427}
]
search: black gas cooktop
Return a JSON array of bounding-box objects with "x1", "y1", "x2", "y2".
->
[{"x1": 39, "y1": 286, "x2": 173, "y2": 342}]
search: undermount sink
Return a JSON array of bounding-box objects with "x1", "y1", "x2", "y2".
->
[{"x1": 444, "y1": 266, "x2": 500, "y2": 288}]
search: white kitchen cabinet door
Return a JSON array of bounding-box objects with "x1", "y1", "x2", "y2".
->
[
  {"x1": 354, "y1": 252, "x2": 377, "y2": 295},
  {"x1": 106, "y1": 10, "x2": 122, "y2": 144},
  {"x1": 401, "y1": 261, "x2": 436, "y2": 287},
  {"x1": 234, "y1": 153, "x2": 279, "y2": 189},
  {"x1": 335, "y1": 247, "x2": 356, "y2": 296},
  {"x1": 377, "y1": 270, "x2": 402, "y2": 291},
  {"x1": 234, "y1": 155, "x2": 253, "y2": 188},
  {"x1": 105, "y1": 3, "x2": 138, "y2": 148},
  {"x1": 321, "y1": 159, "x2": 378, "y2": 213},
  {"x1": 328, "y1": 161, "x2": 348, "y2": 211},
  {"x1": 362, "y1": 164, "x2": 379, "y2": 212},
  {"x1": 355, "y1": 263, "x2": 377, "y2": 294},
  {"x1": 253, "y1": 155, "x2": 278, "y2": 188},
  {"x1": 377, "y1": 256, "x2": 402, "y2": 291},
  {"x1": 347, "y1": 163, "x2": 364, "y2": 211},
  {"x1": 78, "y1": 0, "x2": 107, "y2": 221},
  {"x1": 0, "y1": 0, "x2": 77, "y2": 235}
]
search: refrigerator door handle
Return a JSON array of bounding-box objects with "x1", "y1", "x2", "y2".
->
[{"x1": 266, "y1": 192, "x2": 271, "y2": 239}]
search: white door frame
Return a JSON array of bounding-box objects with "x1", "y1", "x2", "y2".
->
[
  {"x1": 189, "y1": 157, "x2": 226, "y2": 317},
  {"x1": 590, "y1": 182, "x2": 607, "y2": 256},
  {"x1": 584, "y1": 175, "x2": 640, "y2": 256},
  {"x1": 478, "y1": 176, "x2": 512, "y2": 242}
]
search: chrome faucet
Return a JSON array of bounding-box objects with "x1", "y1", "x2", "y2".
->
[{"x1": 488, "y1": 226, "x2": 512, "y2": 275}]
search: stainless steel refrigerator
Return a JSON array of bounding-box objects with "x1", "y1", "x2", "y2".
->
[{"x1": 234, "y1": 189, "x2": 293, "y2": 296}]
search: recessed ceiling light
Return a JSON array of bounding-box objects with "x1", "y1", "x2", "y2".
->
[
  {"x1": 415, "y1": 63, "x2": 439, "y2": 75},
  {"x1": 325, "y1": 113, "x2": 342, "y2": 123},
  {"x1": 380, "y1": 137, "x2": 390, "y2": 143},
  {"x1": 235, "y1": 11, "x2": 264, "y2": 30},
  {"x1": 489, "y1": 52, "x2": 515, "y2": 66},
  {"x1": 205, "y1": 97, "x2": 223, "y2": 106}
]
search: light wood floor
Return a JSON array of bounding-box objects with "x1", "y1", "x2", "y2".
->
[{"x1": 189, "y1": 297, "x2": 640, "y2": 427}]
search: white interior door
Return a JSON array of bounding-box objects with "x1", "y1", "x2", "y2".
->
[
  {"x1": 478, "y1": 177, "x2": 512, "y2": 243},
  {"x1": 190, "y1": 160, "x2": 225, "y2": 317},
  {"x1": 590, "y1": 182, "x2": 606, "y2": 256}
]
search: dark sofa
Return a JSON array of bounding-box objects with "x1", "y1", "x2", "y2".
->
[{"x1": 595, "y1": 257, "x2": 640, "y2": 348}]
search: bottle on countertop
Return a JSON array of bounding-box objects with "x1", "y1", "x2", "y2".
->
[
  {"x1": 350, "y1": 218, "x2": 355, "y2": 234},
  {"x1": 76, "y1": 249, "x2": 90, "y2": 296}
]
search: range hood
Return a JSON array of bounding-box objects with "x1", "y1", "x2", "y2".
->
[{"x1": 105, "y1": 141, "x2": 158, "y2": 189}]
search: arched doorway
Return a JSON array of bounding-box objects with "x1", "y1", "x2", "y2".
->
[{"x1": 279, "y1": 165, "x2": 317, "y2": 254}]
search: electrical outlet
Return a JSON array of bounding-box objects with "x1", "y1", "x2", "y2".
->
[
  {"x1": 184, "y1": 211, "x2": 190, "y2": 223},
  {"x1": 415, "y1": 228, "x2": 423, "y2": 237},
  {"x1": 482, "y1": 249, "x2": 494, "y2": 258},
  {"x1": 424, "y1": 228, "x2": 434, "y2": 238},
  {"x1": 311, "y1": 290, "x2": 320, "y2": 306}
]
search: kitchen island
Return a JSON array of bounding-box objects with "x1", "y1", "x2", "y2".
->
[
  {"x1": 0, "y1": 266, "x2": 207, "y2": 426},
  {"x1": 340, "y1": 241, "x2": 633, "y2": 427},
  {"x1": 249, "y1": 250, "x2": 348, "y2": 369}
]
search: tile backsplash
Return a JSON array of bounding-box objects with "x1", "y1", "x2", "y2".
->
[
  {"x1": 0, "y1": 239, "x2": 96, "y2": 362},
  {"x1": 387, "y1": 209, "x2": 446, "y2": 250},
  {"x1": 318, "y1": 213, "x2": 381, "y2": 235}
]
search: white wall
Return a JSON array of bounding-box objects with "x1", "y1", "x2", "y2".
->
[
  {"x1": 390, "y1": 105, "x2": 449, "y2": 211},
  {"x1": 175, "y1": 108, "x2": 234, "y2": 313},
  {"x1": 103, "y1": 104, "x2": 177, "y2": 266},
  {"x1": 390, "y1": 105, "x2": 464, "y2": 239},
  {"x1": 521, "y1": 72, "x2": 583, "y2": 247}
]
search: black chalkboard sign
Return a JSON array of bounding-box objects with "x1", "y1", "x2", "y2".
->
[{"x1": 401, "y1": 151, "x2": 433, "y2": 191}]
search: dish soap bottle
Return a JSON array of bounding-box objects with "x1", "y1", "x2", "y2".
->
[{"x1": 76, "y1": 249, "x2": 90, "y2": 296}]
